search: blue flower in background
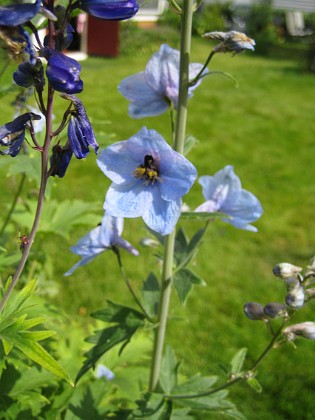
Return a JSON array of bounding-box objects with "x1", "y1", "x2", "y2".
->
[
  {"x1": 96, "y1": 364, "x2": 115, "y2": 380},
  {"x1": 43, "y1": 49, "x2": 83, "y2": 94},
  {"x1": 118, "y1": 44, "x2": 207, "y2": 118},
  {"x1": 65, "y1": 213, "x2": 139, "y2": 276},
  {"x1": 97, "y1": 127, "x2": 197, "y2": 235},
  {"x1": 195, "y1": 165, "x2": 263, "y2": 232},
  {"x1": 78, "y1": 0, "x2": 139, "y2": 21},
  {"x1": 0, "y1": 112, "x2": 41, "y2": 157},
  {"x1": 0, "y1": 0, "x2": 41, "y2": 27},
  {"x1": 61, "y1": 93, "x2": 99, "y2": 159}
]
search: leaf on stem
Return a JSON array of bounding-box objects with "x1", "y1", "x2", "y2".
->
[
  {"x1": 159, "y1": 345, "x2": 179, "y2": 394},
  {"x1": 230, "y1": 348, "x2": 248, "y2": 375},
  {"x1": 141, "y1": 272, "x2": 160, "y2": 318},
  {"x1": 174, "y1": 268, "x2": 206, "y2": 304}
]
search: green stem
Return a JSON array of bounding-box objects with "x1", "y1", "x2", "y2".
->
[
  {"x1": 149, "y1": 0, "x2": 194, "y2": 392},
  {"x1": 0, "y1": 174, "x2": 26, "y2": 237},
  {"x1": 115, "y1": 250, "x2": 153, "y2": 322},
  {"x1": 189, "y1": 50, "x2": 215, "y2": 87},
  {"x1": 164, "y1": 323, "x2": 284, "y2": 400}
]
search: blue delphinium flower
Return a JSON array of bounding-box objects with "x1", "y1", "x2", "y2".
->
[
  {"x1": 61, "y1": 93, "x2": 99, "y2": 159},
  {"x1": 0, "y1": 0, "x2": 41, "y2": 27},
  {"x1": 65, "y1": 213, "x2": 139, "y2": 276},
  {"x1": 43, "y1": 49, "x2": 83, "y2": 94},
  {"x1": 118, "y1": 44, "x2": 207, "y2": 118},
  {"x1": 97, "y1": 127, "x2": 198, "y2": 235},
  {"x1": 13, "y1": 59, "x2": 45, "y2": 90},
  {"x1": 0, "y1": 112, "x2": 41, "y2": 157},
  {"x1": 96, "y1": 364, "x2": 115, "y2": 380},
  {"x1": 49, "y1": 144, "x2": 73, "y2": 178},
  {"x1": 195, "y1": 165, "x2": 263, "y2": 232},
  {"x1": 78, "y1": 0, "x2": 139, "y2": 21}
]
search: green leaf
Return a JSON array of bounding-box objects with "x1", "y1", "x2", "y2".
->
[
  {"x1": 183, "y1": 134, "x2": 199, "y2": 156},
  {"x1": 175, "y1": 390, "x2": 235, "y2": 411},
  {"x1": 159, "y1": 345, "x2": 179, "y2": 394},
  {"x1": 10, "y1": 336, "x2": 73, "y2": 384},
  {"x1": 171, "y1": 408, "x2": 194, "y2": 420},
  {"x1": 6, "y1": 154, "x2": 41, "y2": 185},
  {"x1": 141, "y1": 272, "x2": 160, "y2": 318},
  {"x1": 175, "y1": 227, "x2": 207, "y2": 271},
  {"x1": 247, "y1": 376, "x2": 263, "y2": 393},
  {"x1": 171, "y1": 375, "x2": 218, "y2": 395},
  {"x1": 19, "y1": 330, "x2": 56, "y2": 341},
  {"x1": 230, "y1": 348, "x2": 248, "y2": 375},
  {"x1": 76, "y1": 301, "x2": 145, "y2": 383},
  {"x1": 133, "y1": 392, "x2": 168, "y2": 419},
  {"x1": 180, "y1": 212, "x2": 230, "y2": 221},
  {"x1": 173, "y1": 268, "x2": 205, "y2": 304}
]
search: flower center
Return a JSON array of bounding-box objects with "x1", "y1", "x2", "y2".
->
[{"x1": 134, "y1": 154, "x2": 159, "y2": 184}]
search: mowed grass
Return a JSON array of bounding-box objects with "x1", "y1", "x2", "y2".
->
[{"x1": 1, "y1": 35, "x2": 315, "y2": 419}]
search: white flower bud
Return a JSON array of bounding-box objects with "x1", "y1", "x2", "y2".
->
[
  {"x1": 283, "y1": 322, "x2": 315, "y2": 341},
  {"x1": 273, "y1": 263, "x2": 303, "y2": 280},
  {"x1": 285, "y1": 287, "x2": 305, "y2": 309}
]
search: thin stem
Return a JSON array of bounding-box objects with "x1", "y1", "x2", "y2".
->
[
  {"x1": 115, "y1": 250, "x2": 153, "y2": 322},
  {"x1": 189, "y1": 50, "x2": 215, "y2": 87},
  {"x1": 0, "y1": 174, "x2": 26, "y2": 238},
  {"x1": 164, "y1": 323, "x2": 284, "y2": 400},
  {"x1": 149, "y1": 0, "x2": 194, "y2": 392}
]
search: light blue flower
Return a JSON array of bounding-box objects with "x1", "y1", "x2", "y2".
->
[
  {"x1": 118, "y1": 44, "x2": 207, "y2": 118},
  {"x1": 97, "y1": 127, "x2": 197, "y2": 236},
  {"x1": 195, "y1": 165, "x2": 263, "y2": 232},
  {"x1": 65, "y1": 213, "x2": 139, "y2": 276},
  {"x1": 96, "y1": 364, "x2": 115, "y2": 380}
]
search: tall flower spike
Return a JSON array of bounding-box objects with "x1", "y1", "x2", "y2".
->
[
  {"x1": 0, "y1": 0, "x2": 41, "y2": 27},
  {"x1": 195, "y1": 165, "x2": 263, "y2": 232},
  {"x1": 78, "y1": 0, "x2": 139, "y2": 21},
  {"x1": 97, "y1": 127, "x2": 197, "y2": 235},
  {"x1": 202, "y1": 31, "x2": 255, "y2": 54},
  {"x1": 118, "y1": 44, "x2": 208, "y2": 118},
  {"x1": 43, "y1": 49, "x2": 83, "y2": 94},
  {"x1": 65, "y1": 213, "x2": 139, "y2": 276},
  {"x1": 60, "y1": 93, "x2": 99, "y2": 159},
  {"x1": 0, "y1": 112, "x2": 41, "y2": 157}
]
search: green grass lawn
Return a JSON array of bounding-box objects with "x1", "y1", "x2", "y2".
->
[{"x1": 1, "y1": 34, "x2": 315, "y2": 419}]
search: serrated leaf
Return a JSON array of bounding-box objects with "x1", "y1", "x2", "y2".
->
[
  {"x1": 11, "y1": 336, "x2": 73, "y2": 384},
  {"x1": 76, "y1": 301, "x2": 145, "y2": 383},
  {"x1": 171, "y1": 408, "x2": 194, "y2": 420},
  {"x1": 171, "y1": 375, "x2": 218, "y2": 395},
  {"x1": 173, "y1": 268, "x2": 205, "y2": 304},
  {"x1": 247, "y1": 376, "x2": 262, "y2": 393},
  {"x1": 141, "y1": 272, "x2": 160, "y2": 318},
  {"x1": 159, "y1": 346, "x2": 179, "y2": 394},
  {"x1": 230, "y1": 348, "x2": 248, "y2": 375}
]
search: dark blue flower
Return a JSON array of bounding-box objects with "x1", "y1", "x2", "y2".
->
[
  {"x1": 78, "y1": 0, "x2": 139, "y2": 21},
  {"x1": 13, "y1": 59, "x2": 45, "y2": 90},
  {"x1": 61, "y1": 93, "x2": 99, "y2": 159},
  {"x1": 0, "y1": 0, "x2": 41, "y2": 27},
  {"x1": 49, "y1": 144, "x2": 73, "y2": 178},
  {"x1": 0, "y1": 112, "x2": 41, "y2": 157},
  {"x1": 43, "y1": 49, "x2": 83, "y2": 94}
]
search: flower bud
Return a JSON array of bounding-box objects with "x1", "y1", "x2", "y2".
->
[
  {"x1": 202, "y1": 31, "x2": 255, "y2": 54},
  {"x1": 244, "y1": 302, "x2": 266, "y2": 321},
  {"x1": 78, "y1": 0, "x2": 139, "y2": 21},
  {"x1": 43, "y1": 49, "x2": 83, "y2": 94},
  {"x1": 263, "y1": 302, "x2": 288, "y2": 319},
  {"x1": 283, "y1": 322, "x2": 315, "y2": 341},
  {"x1": 273, "y1": 263, "x2": 303, "y2": 280},
  {"x1": 49, "y1": 144, "x2": 73, "y2": 178},
  {"x1": 13, "y1": 59, "x2": 45, "y2": 91},
  {"x1": 285, "y1": 279, "x2": 305, "y2": 309}
]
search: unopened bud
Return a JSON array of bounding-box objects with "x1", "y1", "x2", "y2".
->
[
  {"x1": 244, "y1": 302, "x2": 265, "y2": 321},
  {"x1": 283, "y1": 322, "x2": 315, "y2": 341},
  {"x1": 305, "y1": 288, "x2": 315, "y2": 300},
  {"x1": 273, "y1": 263, "x2": 303, "y2": 280},
  {"x1": 285, "y1": 282, "x2": 305, "y2": 309},
  {"x1": 263, "y1": 302, "x2": 288, "y2": 319}
]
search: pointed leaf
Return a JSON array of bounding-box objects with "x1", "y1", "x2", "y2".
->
[
  {"x1": 247, "y1": 376, "x2": 262, "y2": 393},
  {"x1": 11, "y1": 336, "x2": 73, "y2": 384},
  {"x1": 91, "y1": 300, "x2": 145, "y2": 326},
  {"x1": 142, "y1": 273, "x2": 160, "y2": 318},
  {"x1": 159, "y1": 345, "x2": 179, "y2": 394},
  {"x1": 173, "y1": 269, "x2": 205, "y2": 304},
  {"x1": 172, "y1": 375, "x2": 218, "y2": 395},
  {"x1": 230, "y1": 348, "x2": 248, "y2": 375},
  {"x1": 19, "y1": 330, "x2": 56, "y2": 341},
  {"x1": 2, "y1": 338, "x2": 13, "y2": 355}
]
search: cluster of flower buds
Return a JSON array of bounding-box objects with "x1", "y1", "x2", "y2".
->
[{"x1": 244, "y1": 259, "x2": 315, "y2": 343}]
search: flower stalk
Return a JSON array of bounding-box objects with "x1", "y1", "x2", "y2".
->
[{"x1": 149, "y1": 0, "x2": 194, "y2": 392}]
